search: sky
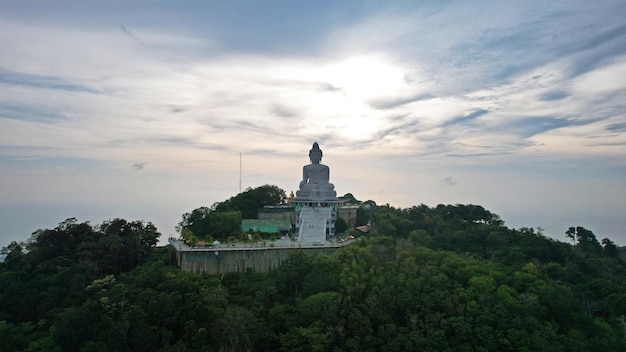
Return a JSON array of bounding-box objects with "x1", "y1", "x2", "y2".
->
[{"x1": 1, "y1": 0, "x2": 625, "y2": 247}]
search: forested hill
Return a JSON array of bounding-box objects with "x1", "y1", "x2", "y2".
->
[{"x1": 1, "y1": 202, "x2": 626, "y2": 351}]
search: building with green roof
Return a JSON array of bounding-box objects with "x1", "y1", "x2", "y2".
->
[{"x1": 241, "y1": 219, "x2": 292, "y2": 234}]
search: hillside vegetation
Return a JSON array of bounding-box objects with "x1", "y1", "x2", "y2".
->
[{"x1": 1, "y1": 189, "x2": 625, "y2": 351}]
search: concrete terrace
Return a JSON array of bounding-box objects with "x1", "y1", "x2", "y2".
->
[{"x1": 168, "y1": 237, "x2": 357, "y2": 275}]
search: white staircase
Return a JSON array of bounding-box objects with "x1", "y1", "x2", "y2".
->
[{"x1": 298, "y1": 206, "x2": 330, "y2": 244}]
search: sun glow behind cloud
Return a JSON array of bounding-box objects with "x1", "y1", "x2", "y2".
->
[{"x1": 1, "y1": 17, "x2": 624, "y2": 165}]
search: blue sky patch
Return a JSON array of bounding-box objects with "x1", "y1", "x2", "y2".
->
[
  {"x1": 501, "y1": 116, "x2": 585, "y2": 138},
  {"x1": 0, "y1": 68, "x2": 99, "y2": 93},
  {"x1": 443, "y1": 109, "x2": 488, "y2": 127},
  {"x1": 0, "y1": 104, "x2": 66, "y2": 122}
]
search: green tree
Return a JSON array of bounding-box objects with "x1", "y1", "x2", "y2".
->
[
  {"x1": 335, "y1": 217, "x2": 348, "y2": 234},
  {"x1": 177, "y1": 207, "x2": 212, "y2": 238},
  {"x1": 275, "y1": 251, "x2": 314, "y2": 298},
  {"x1": 356, "y1": 200, "x2": 376, "y2": 226},
  {"x1": 177, "y1": 207, "x2": 241, "y2": 241},
  {"x1": 0, "y1": 241, "x2": 25, "y2": 268},
  {"x1": 208, "y1": 211, "x2": 243, "y2": 240},
  {"x1": 340, "y1": 192, "x2": 361, "y2": 205},
  {"x1": 601, "y1": 238, "x2": 619, "y2": 257},
  {"x1": 4, "y1": 202, "x2": 626, "y2": 352},
  {"x1": 214, "y1": 184, "x2": 286, "y2": 218},
  {"x1": 99, "y1": 218, "x2": 161, "y2": 273},
  {"x1": 26, "y1": 217, "x2": 94, "y2": 263},
  {"x1": 566, "y1": 226, "x2": 602, "y2": 254}
]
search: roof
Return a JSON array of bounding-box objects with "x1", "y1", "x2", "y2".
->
[
  {"x1": 355, "y1": 225, "x2": 371, "y2": 233},
  {"x1": 241, "y1": 219, "x2": 292, "y2": 233}
]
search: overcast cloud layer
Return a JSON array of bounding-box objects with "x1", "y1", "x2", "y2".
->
[{"x1": 1, "y1": 0, "x2": 625, "y2": 246}]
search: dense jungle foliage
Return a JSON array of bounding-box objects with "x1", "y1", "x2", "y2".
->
[
  {"x1": 1, "y1": 189, "x2": 625, "y2": 351},
  {"x1": 176, "y1": 185, "x2": 286, "y2": 243}
]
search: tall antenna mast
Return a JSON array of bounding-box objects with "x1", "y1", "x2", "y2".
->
[{"x1": 239, "y1": 152, "x2": 242, "y2": 193}]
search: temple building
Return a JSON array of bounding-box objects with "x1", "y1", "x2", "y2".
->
[{"x1": 169, "y1": 142, "x2": 356, "y2": 275}]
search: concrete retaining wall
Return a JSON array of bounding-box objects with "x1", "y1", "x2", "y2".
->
[{"x1": 172, "y1": 244, "x2": 338, "y2": 275}]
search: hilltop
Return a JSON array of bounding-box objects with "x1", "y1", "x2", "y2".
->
[{"x1": 1, "y1": 190, "x2": 625, "y2": 351}]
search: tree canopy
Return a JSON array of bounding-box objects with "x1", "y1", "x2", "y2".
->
[
  {"x1": 213, "y1": 184, "x2": 286, "y2": 218},
  {"x1": 177, "y1": 207, "x2": 242, "y2": 242},
  {"x1": 176, "y1": 185, "x2": 286, "y2": 242},
  {"x1": 1, "y1": 199, "x2": 625, "y2": 351}
]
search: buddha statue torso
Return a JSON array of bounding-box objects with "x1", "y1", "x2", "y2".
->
[{"x1": 296, "y1": 142, "x2": 336, "y2": 200}]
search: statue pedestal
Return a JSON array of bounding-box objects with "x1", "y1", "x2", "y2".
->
[
  {"x1": 293, "y1": 193, "x2": 341, "y2": 244},
  {"x1": 295, "y1": 188, "x2": 337, "y2": 202}
]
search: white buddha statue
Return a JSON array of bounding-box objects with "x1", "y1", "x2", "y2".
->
[{"x1": 296, "y1": 142, "x2": 336, "y2": 200}]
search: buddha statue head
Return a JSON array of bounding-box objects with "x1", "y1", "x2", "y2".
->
[{"x1": 309, "y1": 142, "x2": 323, "y2": 164}]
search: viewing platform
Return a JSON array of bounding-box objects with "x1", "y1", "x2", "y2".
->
[{"x1": 168, "y1": 237, "x2": 356, "y2": 275}]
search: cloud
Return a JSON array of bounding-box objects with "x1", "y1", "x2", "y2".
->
[
  {"x1": 271, "y1": 104, "x2": 300, "y2": 118},
  {"x1": 606, "y1": 123, "x2": 626, "y2": 132},
  {"x1": 167, "y1": 104, "x2": 187, "y2": 113},
  {"x1": 561, "y1": 24, "x2": 626, "y2": 56},
  {"x1": 0, "y1": 67, "x2": 100, "y2": 93},
  {"x1": 1, "y1": 1, "x2": 626, "y2": 246},
  {"x1": 560, "y1": 24, "x2": 626, "y2": 77},
  {"x1": 368, "y1": 93, "x2": 434, "y2": 110},
  {"x1": 443, "y1": 109, "x2": 488, "y2": 127},
  {"x1": 495, "y1": 116, "x2": 588, "y2": 139},
  {"x1": 538, "y1": 90, "x2": 570, "y2": 101},
  {"x1": 367, "y1": 120, "x2": 421, "y2": 143},
  {"x1": 0, "y1": 18, "x2": 620, "y2": 167},
  {"x1": 442, "y1": 176, "x2": 457, "y2": 186},
  {"x1": 0, "y1": 104, "x2": 67, "y2": 122},
  {"x1": 120, "y1": 25, "x2": 142, "y2": 43}
]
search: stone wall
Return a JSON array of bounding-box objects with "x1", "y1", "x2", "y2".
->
[{"x1": 171, "y1": 244, "x2": 338, "y2": 275}]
